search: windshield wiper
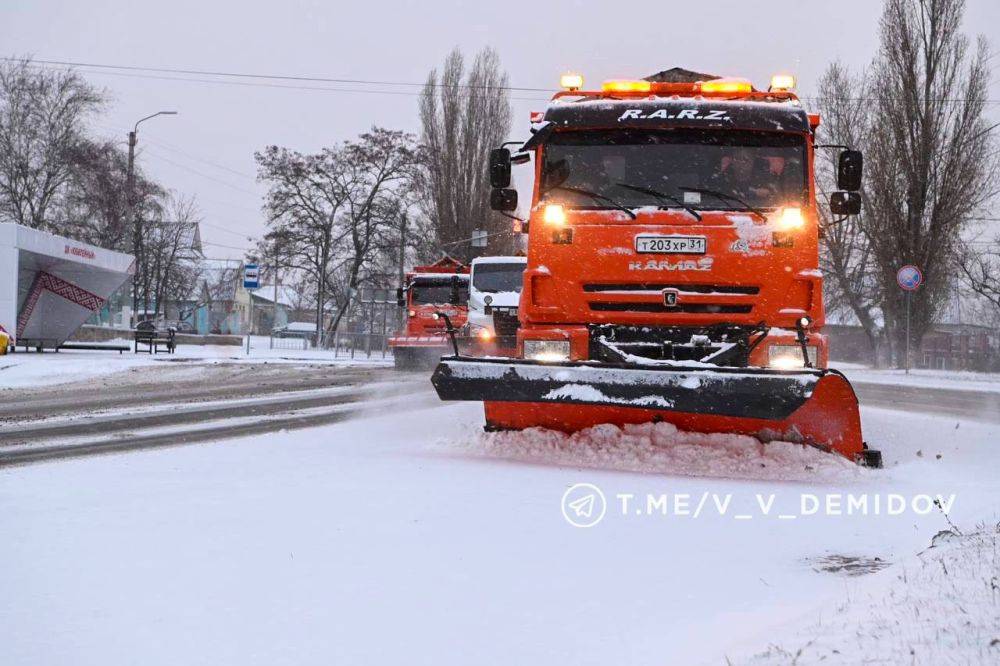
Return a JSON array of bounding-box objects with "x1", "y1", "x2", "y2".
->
[
  {"x1": 545, "y1": 185, "x2": 637, "y2": 220},
  {"x1": 679, "y1": 186, "x2": 767, "y2": 221},
  {"x1": 615, "y1": 182, "x2": 702, "y2": 221}
]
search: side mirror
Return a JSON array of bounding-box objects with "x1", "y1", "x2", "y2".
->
[
  {"x1": 449, "y1": 275, "x2": 464, "y2": 305},
  {"x1": 830, "y1": 191, "x2": 862, "y2": 216},
  {"x1": 489, "y1": 148, "x2": 512, "y2": 188},
  {"x1": 490, "y1": 188, "x2": 518, "y2": 212},
  {"x1": 837, "y1": 150, "x2": 863, "y2": 191},
  {"x1": 395, "y1": 287, "x2": 405, "y2": 307}
]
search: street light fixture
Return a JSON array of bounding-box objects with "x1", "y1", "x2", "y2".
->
[{"x1": 127, "y1": 110, "x2": 178, "y2": 325}]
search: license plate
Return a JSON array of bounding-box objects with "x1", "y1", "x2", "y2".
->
[{"x1": 635, "y1": 234, "x2": 706, "y2": 254}]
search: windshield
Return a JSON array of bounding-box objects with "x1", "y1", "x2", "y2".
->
[
  {"x1": 410, "y1": 278, "x2": 469, "y2": 305},
  {"x1": 472, "y1": 263, "x2": 525, "y2": 294},
  {"x1": 540, "y1": 129, "x2": 807, "y2": 212}
]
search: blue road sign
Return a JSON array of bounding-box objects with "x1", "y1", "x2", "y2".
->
[
  {"x1": 896, "y1": 265, "x2": 922, "y2": 291},
  {"x1": 244, "y1": 263, "x2": 260, "y2": 290}
]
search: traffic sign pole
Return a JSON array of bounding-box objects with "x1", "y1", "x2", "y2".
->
[
  {"x1": 896, "y1": 265, "x2": 923, "y2": 374},
  {"x1": 244, "y1": 263, "x2": 261, "y2": 356},
  {"x1": 905, "y1": 291, "x2": 911, "y2": 374},
  {"x1": 247, "y1": 289, "x2": 253, "y2": 356}
]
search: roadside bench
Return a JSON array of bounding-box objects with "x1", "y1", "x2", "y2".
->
[{"x1": 134, "y1": 324, "x2": 176, "y2": 354}]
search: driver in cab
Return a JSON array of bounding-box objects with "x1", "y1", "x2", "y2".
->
[{"x1": 707, "y1": 150, "x2": 776, "y2": 201}]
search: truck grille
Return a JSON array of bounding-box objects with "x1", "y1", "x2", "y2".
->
[
  {"x1": 589, "y1": 302, "x2": 752, "y2": 314},
  {"x1": 583, "y1": 282, "x2": 759, "y2": 316},
  {"x1": 492, "y1": 308, "x2": 519, "y2": 337},
  {"x1": 583, "y1": 283, "x2": 759, "y2": 295}
]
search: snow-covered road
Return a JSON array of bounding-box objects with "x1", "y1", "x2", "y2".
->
[{"x1": 2, "y1": 389, "x2": 997, "y2": 665}]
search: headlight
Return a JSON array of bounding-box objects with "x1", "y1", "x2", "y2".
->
[
  {"x1": 768, "y1": 344, "x2": 818, "y2": 369},
  {"x1": 543, "y1": 204, "x2": 566, "y2": 226},
  {"x1": 524, "y1": 339, "x2": 570, "y2": 363},
  {"x1": 468, "y1": 324, "x2": 494, "y2": 341},
  {"x1": 777, "y1": 207, "x2": 804, "y2": 230}
]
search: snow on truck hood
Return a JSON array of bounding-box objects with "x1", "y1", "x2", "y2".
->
[
  {"x1": 471, "y1": 256, "x2": 527, "y2": 265},
  {"x1": 476, "y1": 290, "x2": 520, "y2": 307}
]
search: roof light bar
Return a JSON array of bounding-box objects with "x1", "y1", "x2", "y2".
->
[
  {"x1": 602, "y1": 79, "x2": 651, "y2": 93},
  {"x1": 770, "y1": 74, "x2": 796, "y2": 91},
  {"x1": 700, "y1": 79, "x2": 753, "y2": 95},
  {"x1": 560, "y1": 73, "x2": 584, "y2": 91}
]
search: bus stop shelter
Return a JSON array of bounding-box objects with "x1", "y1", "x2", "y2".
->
[{"x1": 0, "y1": 224, "x2": 134, "y2": 350}]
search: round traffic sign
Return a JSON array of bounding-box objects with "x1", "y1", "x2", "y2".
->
[{"x1": 897, "y1": 265, "x2": 923, "y2": 291}]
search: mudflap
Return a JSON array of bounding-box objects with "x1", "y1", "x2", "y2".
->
[
  {"x1": 393, "y1": 346, "x2": 446, "y2": 370},
  {"x1": 431, "y1": 357, "x2": 875, "y2": 464}
]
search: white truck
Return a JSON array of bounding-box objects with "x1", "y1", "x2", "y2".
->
[{"x1": 465, "y1": 256, "x2": 527, "y2": 354}]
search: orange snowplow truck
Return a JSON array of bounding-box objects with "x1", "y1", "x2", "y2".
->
[
  {"x1": 432, "y1": 71, "x2": 881, "y2": 467},
  {"x1": 390, "y1": 256, "x2": 470, "y2": 369}
]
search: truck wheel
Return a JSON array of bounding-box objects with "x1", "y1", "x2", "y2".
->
[{"x1": 393, "y1": 348, "x2": 412, "y2": 370}]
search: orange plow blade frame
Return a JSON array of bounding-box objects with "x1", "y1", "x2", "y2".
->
[{"x1": 431, "y1": 358, "x2": 876, "y2": 464}]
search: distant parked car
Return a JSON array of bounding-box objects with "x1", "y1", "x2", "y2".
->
[
  {"x1": 0, "y1": 325, "x2": 9, "y2": 355},
  {"x1": 272, "y1": 322, "x2": 318, "y2": 339},
  {"x1": 161, "y1": 320, "x2": 197, "y2": 334}
]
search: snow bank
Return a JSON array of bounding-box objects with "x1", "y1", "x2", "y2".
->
[
  {"x1": 0, "y1": 340, "x2": 391, "y2": 389},
  {"x1": 737, "y1": 523, "x2": 1000, "y2": 665},
  {"x1": 450, "y1": 420, "x2": 864, "y2": 483}
]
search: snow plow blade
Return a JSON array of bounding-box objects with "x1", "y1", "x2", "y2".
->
[{"x1": 431, "y1": 357, "x2": 877, "y2": 465}]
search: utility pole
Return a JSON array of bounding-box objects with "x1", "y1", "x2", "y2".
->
[
  {"x1": 273, "y1": 267, "x2": 280, "y2": 331},
  {"x1": 127, "y1": 131, "x2": 138, "y2": 325},
  {"x1": 126, "y1": 111, "x2": 177, "y2": 326},
  {"x1": 397, "y1": 211, "x2": 408, "y2": 288},
  {"x1": 397, "y1": 211, "x2": 408, "y2": 329}
]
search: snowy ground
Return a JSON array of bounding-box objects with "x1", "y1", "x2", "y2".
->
[
  {"x1": 5, "y1": 346, "x2": 998, "y2": 396},
  {"x1": 0, "y1": 337, "x2": 391, "y2": 389},
  {"x1": 1, "y1": 390, "x2": 998, "y2": 665}
]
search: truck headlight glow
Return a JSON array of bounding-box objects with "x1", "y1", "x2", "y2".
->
[
  {"x1": 777, "y1": 207, "x2": 804, "y2": 230},
  {"x1": 524, "y1": 339, "x2": 570, "y2": 363},
  {"x1": 768, "y1": 344, "x2": 818, "y2": 369},
  {"x1": 543, "y1": 204, "x2": 566, "y2": 226},
  {"x1": 469, "y1": 324, "x2": 494, "y2": 342}
]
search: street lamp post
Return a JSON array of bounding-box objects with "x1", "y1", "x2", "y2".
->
[{"x1": 127, "y1": 110, "x2": 177, "y2": 326}]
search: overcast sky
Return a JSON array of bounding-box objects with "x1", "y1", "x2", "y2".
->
[{"x1": 3, "y1": 0, "x2": 999, "y2": 260}]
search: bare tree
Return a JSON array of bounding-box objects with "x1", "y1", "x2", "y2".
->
[
  {"x1": 58, "y1": 138, "x2": 165, "y2": 252},
  {"x1": 957, "y1": 238, "x2": 1000, "y2": 310},
  {"x1": 256, "y1": 145, "x2": 350, "y2": 340},
  {"x1": 863, "y1": 0, "x2": 997, "y2": 366},
  {"x1": 419, "y1": 47, "x2": 512, "y2": 260},
  {"x1": 323, "y1": 128, "x2": 417, "y2": 336},
  {"x1": 256, "y1": 128, "x2": 416, "y2": 341},
  {"x1": 143, "y1": 195, "x2": 203, "y2": 319},
  {"x1": 0, "y1": 58, "x2": 105, "y2": 230},
  {"x1": 815, "y1": 62, "x2": 885, "y2": 362}
]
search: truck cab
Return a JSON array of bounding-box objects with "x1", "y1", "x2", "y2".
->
[
  {"x1": 490, "y1": 74, "x2": 862, "y2": 371},
  {"x1": 389, "y1": 256, "x2": 470, "y2": 369},
  {"x1": 466, "y1": 256, "x2": 527, "y2": 353}
]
